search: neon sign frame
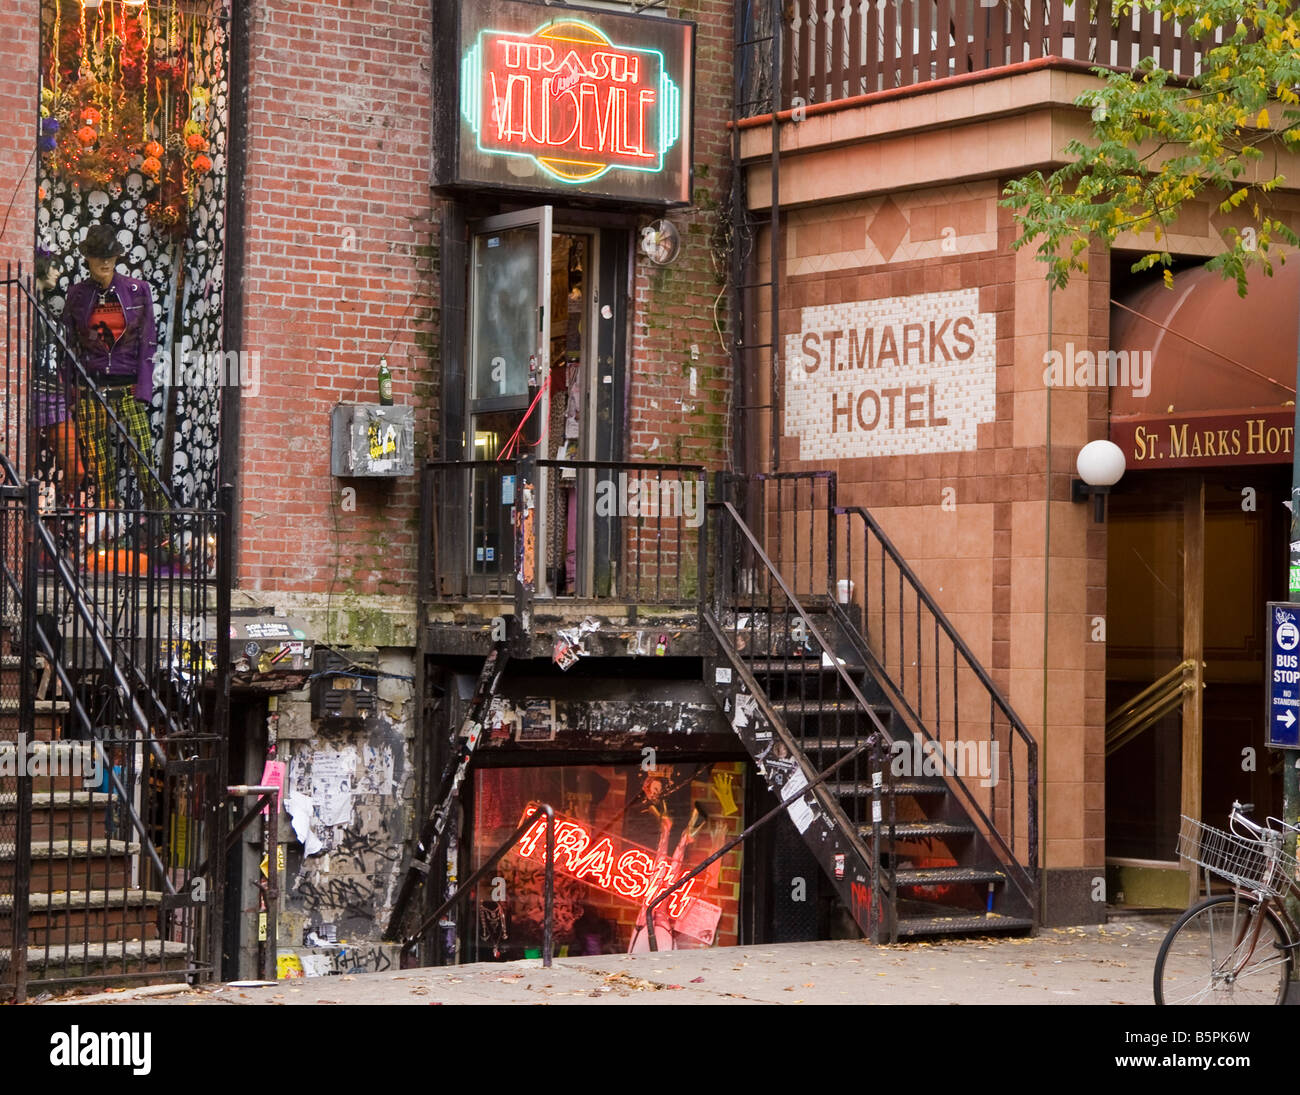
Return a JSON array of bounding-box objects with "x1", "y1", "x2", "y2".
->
[
  {"x1": 460, "y1": 17, "x2": 682, "y2": 186},
  {"x1": 439, "y1": 0, "x2": 695, "y2": 205}
]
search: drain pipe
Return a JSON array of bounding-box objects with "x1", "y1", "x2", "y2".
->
[{"x1": 1041, "y1": 285, "x2": 1054, "y2": 925}]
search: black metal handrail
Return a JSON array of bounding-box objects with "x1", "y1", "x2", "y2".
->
[
  {"x1": 834, "y1": 503, "x2": 1039, "y2": 901},
  {"x1": 402, "y1": 803, "x2": 556, "y2": 968}
]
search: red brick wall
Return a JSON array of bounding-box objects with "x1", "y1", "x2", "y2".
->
[
  {"x1": 237, "y1": 0, "x2": 734, "y2": 597},
  {"x1": 237, "y1": 0, "x2": 435, "y2": 594},
  {"x1": 0, "y1": 0, "x2": 39, "y2": 272},
  {"x1": 627, "y1": 0, "x2": 734, "y2": 471}
]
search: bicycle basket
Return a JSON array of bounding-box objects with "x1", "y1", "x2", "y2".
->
[{"x1": 1177, "y1": 815, "x2": 1297, "y2": 898}]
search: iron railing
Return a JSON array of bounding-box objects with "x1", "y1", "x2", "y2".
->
[
  {"x1": 832, "y1": 502, "x2": 1038, "y2": 909},
  {"x1": 424, "y1": 458, "x2": 707, "y2": 608},
  {"x1": 774, "y1": 0, "x2": 1244, "y2": 113},
  {"x1": 0, "y1": 269, "x2": 230, "y2": 1001},
  {"x1": 706, "y1": 496, "x2": 895, "y2": 937}
]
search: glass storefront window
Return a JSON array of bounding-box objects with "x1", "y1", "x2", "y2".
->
[{"x1": 471, "y1": 762, "x2": 746, "y2": 960}]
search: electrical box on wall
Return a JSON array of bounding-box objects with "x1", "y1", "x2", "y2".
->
[
  {"x1": 330, "y1": 404, "x2": 415, "y2": 477},
  {"x1": 311, "y1": 647, "x2": 380, "y2": 723}
]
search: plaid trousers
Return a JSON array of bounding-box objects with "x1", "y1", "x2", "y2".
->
[{"x1": 74, "y1": 386, "x2": 160, "y2": 510}]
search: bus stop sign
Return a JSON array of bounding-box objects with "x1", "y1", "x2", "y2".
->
[{"x1": 1267, "y1": 602, "x2": 1300, "y2": 749}]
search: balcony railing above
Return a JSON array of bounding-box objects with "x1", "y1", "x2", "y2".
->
[
  {"x1": 769, "y1": 0, "x2": 1237, "y2": 116},
  {"x1": 423, "y1": 459, "x2": 707, "y2": 611}
]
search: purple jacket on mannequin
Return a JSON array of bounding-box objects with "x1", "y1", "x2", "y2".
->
[{"x1": 62, "y1": 271, "x2": 158, "y2": 404}]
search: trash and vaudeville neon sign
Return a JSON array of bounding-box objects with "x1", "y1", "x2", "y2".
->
[
  {"x1": 514, "y1": 803, "x2": 699, "y2": 918},
  {"x1": 460, "y1": 17, "x2": 683, "y2": 188}
]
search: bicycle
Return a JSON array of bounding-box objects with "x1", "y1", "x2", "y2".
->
[{"x1": 1154, "y1": 801, "x2": 1300, "y2": 1005}]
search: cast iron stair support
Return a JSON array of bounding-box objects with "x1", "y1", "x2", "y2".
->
[{"x1": 384, "y1": 637, "x2": 512, "y2": 947}]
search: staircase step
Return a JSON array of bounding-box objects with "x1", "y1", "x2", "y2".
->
[
  {"x1": 772, "y1": 699, "x2": 877, "y2": 714},
  {"x1": 17, "y1": 938, "x2": 188, "y2": 970},
  {"x1": 0, "y1": 698, "x2": 69, "y2": 713},
  {"x1": 862, "y1": 820, "x2": 975, "y2": 840},
  {"x1": 0, "y1": 838, "x2": 139, "y2": 860},
  {"x1": 744, "y1": 657, "x2": 866, "y2": 675},
  {"x1": 894, "y1": 866, "x2": 1006, "y2": 886},
  {"x1": 830, "y1": 779, "x2": 947, "y2": 797},
  {"x1": 895, "y1": 912, "x2": 1034, "y2": 938},
  {"x1": 0, "y1": 790, "x2": 111, "y2": 810},
  {"x1": 0, "y1": 887, "x2": 163, "y2": 913},
  {"x1": 797, "y1": 736, "x2": 875, "y2": 754}
]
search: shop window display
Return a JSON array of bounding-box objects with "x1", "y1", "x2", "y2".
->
[
  {"x1": 36, "y1": 0, "x2": 231, "y2": 511},
  {"x1": 471, "y1": 762, "x2": 746, "y2": 959}
]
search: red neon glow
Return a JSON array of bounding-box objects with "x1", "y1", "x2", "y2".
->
[
  {"x1": 477, "y1": 23, "x2": 660, "y2": 173},
  {"x1": 514, "y1": 806, "x2": 698, "y2": 918}
]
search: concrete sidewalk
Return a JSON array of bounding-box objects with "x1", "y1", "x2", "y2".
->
[{"x1": 56, "y1": 915, "x2": 1174, "y2": 1006}]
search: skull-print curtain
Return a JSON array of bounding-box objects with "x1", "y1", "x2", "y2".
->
[{"x1": 35, "y1": 0, "x2": 230, "y2": 510}]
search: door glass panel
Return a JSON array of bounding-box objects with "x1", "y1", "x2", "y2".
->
[
  {"x1": 471, "y1": 225, "x2": 540, "y2": 401},
  {"x1": 1106, "y1": 476, "x2": 1184, "y2": 860},
  {"x1": 469, "y1": 411, "x2": 523, "y2": 576}
]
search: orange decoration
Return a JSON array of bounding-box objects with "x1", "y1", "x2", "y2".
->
[
  {"x1": 94, "y1": 548, "x2": 150, "y2": 575},
  {"x1": 144, "y1": 140, "x2": 164, "y2": 159},
  {"x1": 141, "y1": 155, "x2": 162, "y2": 177},
  {"x1": 191, "y1": 154, "x2": 212, "y2": 174},
  {"x1": 81, "y1": 106, "x2": 101, "y2": 124},
  {"x1": 76, "y1": 125, "x2": 97, "y2": 145},
  {"x1": 184, "y1": 133, "x2": 207, "y2": 151}
]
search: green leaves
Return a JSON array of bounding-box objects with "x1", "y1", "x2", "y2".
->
[{"x1": 1001, "y1": 0, "x2": 1300, "y2": 289}]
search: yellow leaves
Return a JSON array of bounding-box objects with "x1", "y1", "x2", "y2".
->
[
  {"x1": 1163, "y1": 269, "x2": 1175, "y2": 288},
  {"x1": 1201, "y1": 14, "x2": 1214, "y2": 30},
  {"x1": 1257, "y1": 108, "x2": 1271, "y2": 128}
]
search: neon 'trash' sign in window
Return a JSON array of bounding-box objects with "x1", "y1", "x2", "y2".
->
[{"x1": 514, "y1": 804, "x2": 698, "y2": 918}]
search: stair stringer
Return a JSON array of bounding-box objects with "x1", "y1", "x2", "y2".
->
[{"x1": 702, "y1": 611, "x2": 887, "y2": 940}]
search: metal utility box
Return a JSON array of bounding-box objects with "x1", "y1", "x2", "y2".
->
[
  {"x1": 331, "y1": 403, "x2": 415, "y2": 477},
  {"x1": 310, "y1": 646, "x2": 380, "y2": 722}
]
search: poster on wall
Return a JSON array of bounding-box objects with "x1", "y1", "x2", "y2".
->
[
  {"x1": 439, "y1": 0, "x2": 695, "y2": 206},
  {"x1": 471, "y1": 762, "x2": 745, "y2": 959},
  {"x1": 783, "y1": 288, "x2": 997, "y2": 462}
]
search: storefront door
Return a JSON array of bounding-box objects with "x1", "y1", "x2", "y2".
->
[
  {"x1": 1106, "y1": 469, "x2": 1286, "y2": 906},
  {"x1": 465, "y1": 207, "x2": 621, "y2": 598}
]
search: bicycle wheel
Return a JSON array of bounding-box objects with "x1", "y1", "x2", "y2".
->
[{"x1": 1154, "y1": 894, "x2": 1292, "y2": 1005}]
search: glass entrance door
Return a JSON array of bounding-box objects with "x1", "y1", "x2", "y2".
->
[{"x1": 467, "y1": 207, "x2": 552, "y2": 584}]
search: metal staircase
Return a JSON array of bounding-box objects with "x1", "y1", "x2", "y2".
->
[
  {"x1": 708, "y1": 473, "x2": 1038, "y2": 939},
  {"x1": 0, "y1": 269, "x2": 231, "y2": 1002}
]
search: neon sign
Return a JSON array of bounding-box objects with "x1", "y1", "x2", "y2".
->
[
  {"x1": 513, "y1": 804, "x2": 699, "y2": 918},
  {"x1": 460, "y1": 18, "x2": 683, "y2": 186}
]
